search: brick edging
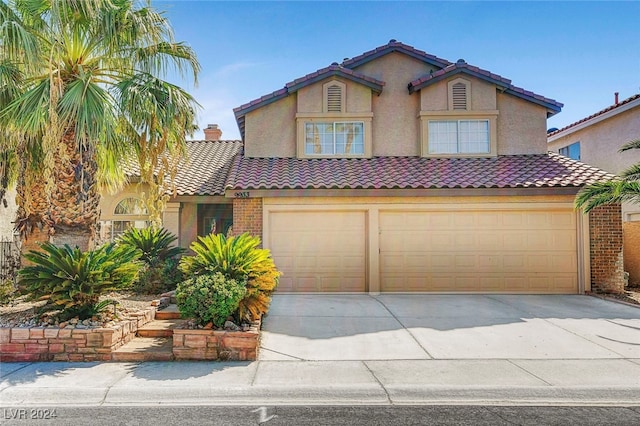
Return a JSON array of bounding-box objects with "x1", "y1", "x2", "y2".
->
[
  {"x1": 0, "y1": 307, "x2": 157, "y2": 362},
  {"x1": 173, "y1": 319, "x2": 261, "y2": 361}
]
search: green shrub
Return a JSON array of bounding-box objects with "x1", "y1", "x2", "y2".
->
[
  {"x1": 117, "y1": 227, "x2": 184, "y2": 267},
  {"x1": 179, "y1": 233, "x2": 280, "y2": 322},
  {"x1": 0, "y1": 279, "x2": 17, "y2": 305},
  {"x1": 117, "y1": 227, "x2": 185, "y2": 294},
  {"x1": 18, "y1": 242, "x2": 142, "y2": 320},
  {"x1": 133, "y1": 256, "x2": 184, "y2": 294},
  {"x1": 175, "y1": 272, "x2": 247, "y2": 327}
]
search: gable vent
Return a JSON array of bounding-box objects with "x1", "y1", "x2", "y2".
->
[
  {"x1": 452, "y1": 82, "x2": 467, "y2": 110},
  {"x1": 327, "y1": 84, "x2": 343, "y2": 112}
]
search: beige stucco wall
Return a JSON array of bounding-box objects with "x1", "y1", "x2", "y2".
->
[
  {"x1": 496, "y1": 93, "x2": 548, "y2": 155},
  {"x1": 244, "y1": 95, "x2": 297, "y2": 157},
  {"x1": 356, "y1": 52, "x2": 434, "y2": 156},
  {"x1": 179, "y1": 202, "x2": 198, "y2": 249},
  {"x1": 547, "y1": 105, "x2": 640, "y2": 220},
  {"x1": 0, "y1": 187, "x2": 17, "y2": 240},
  {"x1": 297, "y1": 78, "x2": 372, "y2": 113},
  {"x1": 243, "y1": 51, "x2": 551, "y2": 159},
  {"x1": 548, "y1": 106, "x2": 640, "y2": 176},
  {"x1": 419, "y1": 75, "x2": 497, "y2": 111}
]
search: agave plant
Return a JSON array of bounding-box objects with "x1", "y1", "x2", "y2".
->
[
  {"x1": 180, "y1": 233, "x2": 280, "y2": 322},
  {"x1": 18, "y1": 242, "x2": 142, "y2": 320},
  {"x1": 117, "y1": 227, "x2": 185, "y2": 266}
]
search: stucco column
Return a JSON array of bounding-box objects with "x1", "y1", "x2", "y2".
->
[{"x1": 163, "y1": 202, "x2": 181, "y2": 244}]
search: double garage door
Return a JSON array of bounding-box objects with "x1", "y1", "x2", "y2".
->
[{"x1": 268, "y1": 204, "x2": 579, "y2": 294}]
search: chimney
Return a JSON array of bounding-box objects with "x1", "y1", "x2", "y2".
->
[
  {"x1": 615, "y1": 92, "x2": 619, "y2": 104},
  {"x1": 203, "y1": 124, "x2": 222, "y2": 141}
]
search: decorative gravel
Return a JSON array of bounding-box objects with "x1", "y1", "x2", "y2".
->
[{"x1": 0, "y1": 292, "x2": 158, "y2": 328}]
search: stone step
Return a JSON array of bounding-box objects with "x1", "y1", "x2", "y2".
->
[
  {"x1": 155, "y1": 304, "x2": 181, "y2": 320},
  {"x1": 137, "y1": 319, "x2": 189, "y2": 338},
  {"x1": 111, "y1": 337, "x2": 174, "y2": 362}
]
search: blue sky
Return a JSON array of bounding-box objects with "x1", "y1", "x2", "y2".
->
[{"x1": 155, "y1": 1, "x2": 640, "y2": 140}]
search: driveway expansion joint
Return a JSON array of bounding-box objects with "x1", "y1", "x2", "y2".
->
[{"x1": 371, "y1": 295, "x2": 434, "y2": 359}]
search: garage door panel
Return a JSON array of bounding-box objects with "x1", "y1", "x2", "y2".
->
[
  {"x1": 380, "y1": 209, "x2": 578, "y2": 293},
  {"x1": 269, "y1": 211, "x2": 366, "y2": 292}
]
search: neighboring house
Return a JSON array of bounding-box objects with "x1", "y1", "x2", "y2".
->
[
  {"x1": 104, "y1": 40, "x2": 624, "y2": 294},
  {"x1": 548, "y1": 94, "x2": 640, "y2": 285}
]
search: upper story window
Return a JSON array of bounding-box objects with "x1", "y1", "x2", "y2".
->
[
  {"x1": 448, "y1": 78, "x2": 470, "y2": 110},
  {"x1": 428, "y1": 119, "x2": 490, "y2": 154},
  {"x1": 304, "y1": 121, "x2": 364, "y2": 155},
  {"x1": 559, "y1": 142, "x2": 580, "y2": 160}
]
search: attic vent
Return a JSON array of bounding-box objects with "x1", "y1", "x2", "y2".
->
[
  {"x1": 327, "y1": 84, "x2": 342, "y2": 112},
  {"x1": 451, "y1": 82, "x2": 467, "y2": 110}
]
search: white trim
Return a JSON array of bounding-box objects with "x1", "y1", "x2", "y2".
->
[{"x1": 548, "y1": 97, "x2": 640, "y2": 142}]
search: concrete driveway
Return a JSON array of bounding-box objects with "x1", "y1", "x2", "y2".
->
[{"x1": 260, "y1": 294, "x2": 640, "y2": 361}]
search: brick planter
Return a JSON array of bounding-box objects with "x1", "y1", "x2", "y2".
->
[
  {"x1": 173, "y1": 319, "x2": 260, "y2": 361},
  {"x1": 0, "y1": 308, "x2": 156, "y2": 362}
]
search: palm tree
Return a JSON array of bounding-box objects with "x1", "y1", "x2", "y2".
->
[
  {"x1": 0, "y1": 0, "x2": 200, "y2": 252},
  {"x1": 575, "y1": 140, "x2": 640, "y2": 212}
]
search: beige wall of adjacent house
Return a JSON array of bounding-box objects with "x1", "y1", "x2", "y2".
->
[
  {"x1": 548, "y1": 104, "x2": 640, "y2": 285},
  {"x1": 0, "y1": 187, "x2": 17, "y2": 240},
  {"x1": 548, "y1": 107, "x2": 640, "y2": 176}
]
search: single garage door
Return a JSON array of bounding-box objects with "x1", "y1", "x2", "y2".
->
[
  {"x1": 380, "y1": 208, "x2": 578, "y2": 293},
  {"x1": 268, "y1": 211, "x2": 366, "y2": 292}
]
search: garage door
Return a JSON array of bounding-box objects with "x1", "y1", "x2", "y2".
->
[
  {"x1": 380, "y1": 209, "x2": 578, "y2": 293},
  {"x1": 268, "y1": 211, "x2": 366, "y2": 292}
]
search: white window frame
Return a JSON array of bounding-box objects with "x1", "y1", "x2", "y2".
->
[
  {"x1": 419, "y1": 111, "x2": 499, "y2": 158},
  {"x1": 428, "y1": 119, "x2": 490, "y2": 154},
  {"x1": 303, "y1": 121, "x2": 365, "y2": 156},
  {"x1": 296, "y1": 113, "x2": 373, "y2": 158}
]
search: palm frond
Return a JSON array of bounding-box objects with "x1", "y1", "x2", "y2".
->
[
  {"x1": 575, "y1": 181, "x2": 640, "y2": 212},
  {"x1": 619, "y1": 139, "x2": 640, "y2": 153}
]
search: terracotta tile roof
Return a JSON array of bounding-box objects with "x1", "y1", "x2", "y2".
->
[
  {"x1": 341, "y1": 39, "x2": 452, "y2": 69},
  {"x1": 123, "y1": 140, "x2": 243, "y2": 196},
  {"x1": 233, "y1": 64, "x2": 385, "y2": 138},
  {"x1": 547, "y1": 93, "x2": 640, "y2": 137},
  {"x1": 227, "y1": 153, "x2": 614, "y2": 191},
  {"x1": 408, "y1": 59, "x2": 563, "y2": 115}
]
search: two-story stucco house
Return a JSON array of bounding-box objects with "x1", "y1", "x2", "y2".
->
[
  {"x1": 100, "y1": 40, "x2": 624, "y2": 294},
  {"x1": 548, "y1": 93, "x2": 640, "y2": 285}
]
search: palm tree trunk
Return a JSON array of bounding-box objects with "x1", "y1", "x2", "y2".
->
[
  {"x1": 14, "y1": 149, "x2": 51, "y2": 265},
  {"x1": 48, "y1": 130, "x2": 100, "y2": 251}
]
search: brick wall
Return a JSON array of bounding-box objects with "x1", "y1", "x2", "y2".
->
[
  {"x1": 173, "y1": 320, "x2": 260, "y2": 361},
  {"x1": 589, "y1": 204, "x2": 625, "y2": 293},
  {"x1": 0, "y1": 309, "x2": 155, "y2": 362},
  {"x1": 232, "y1": 198, "x2": 263, "y2": 239}
]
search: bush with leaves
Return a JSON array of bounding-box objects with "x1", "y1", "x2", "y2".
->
[
  {"x1": 117, "y1": 227, "x2": 185, "y2": 294},
  {"x1": 175, "y1": 272, "x2": 247, "y2": 327},
  {"x1": 18, "y1": 242, "x2": 142, "y2": 320},
  {"x1": 179, "y1": 233, "x2": 280, "y2": 322}
]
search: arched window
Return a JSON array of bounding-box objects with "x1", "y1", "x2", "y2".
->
[
  {"x1": 99, "y1": 197, "x2": 150, "y2": 242},
  {"x1": 114, "y1": 198, "x2": 148, "y2": 215}
]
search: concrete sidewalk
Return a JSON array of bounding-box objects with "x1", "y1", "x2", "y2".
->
[{"x1": 2, "y1": 359, "x2": 640, "y2": 406}]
